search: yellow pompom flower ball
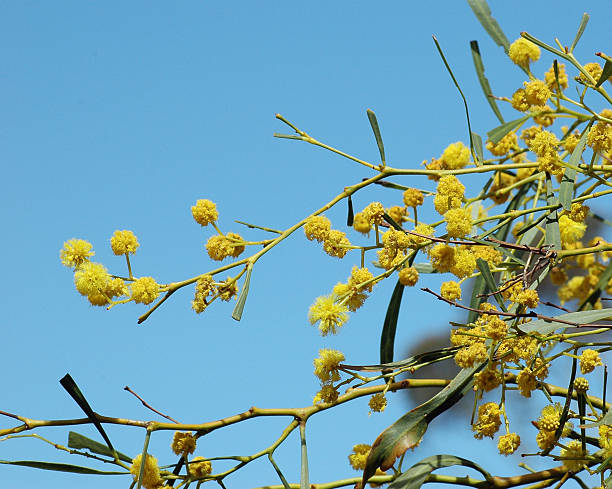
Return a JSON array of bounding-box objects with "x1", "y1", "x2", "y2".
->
[
  {"x1": 131, "y1": 277, "x2": 160, "y2": 305},
  {"x1": 508, "y1": 38, "x2": 540, "y2": 68},
  {"x1": 399, "y1": 266, "x2": 419, "y2": 286},
  {"x1": 441, "y1": 281, "x2": 461, "y2": 301},
  {"x1": 440, "y1": 142, "x2": 470, "y2": 169},
  {"x1": 130, "y1": 453, "x2": 163, "y2": 489},
  {"x1": 348, "y1": 444, "x2": 371, "y2": 470},
  {"x1": 191, "y1": 199, "x2": 218, "y2": 226},
  {"x1": 171, "y1": 432, "x2": 196, "y2": 456},
  {"x1": 189, "y1": 456, "x2": 212, "y2": 478},
  {"x1": 110, "y1": 230, "x2": 140, "y2": 255},
  {"x1": 60, "y1": 239, "x2": 95, "y2": 268},
  {"x1": 580, "y1": 349, "x2": 603, "y2": 374},
  {"x1": 403, "y1": 188, "x2": 424, "y2": 207},
  {"x1": 308, "y1": 294, "x2": 349, "y2": 336},
  {"x1": 498, "y1": 433, "x2": 520, "y2": 455},
  {"x1": 444, "y1": 207, "x2": 472, "y2": 238}
]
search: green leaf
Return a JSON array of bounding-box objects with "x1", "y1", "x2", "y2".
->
[
  {"x1": 388, "y1": 454, "x2": 491, "y2": 489},
  {"x1": 470, "y1": 41, "x2": 504, "y2": 124},
  {"x1": 570, "y1": 13, "x2": 590, "y2": 53},
  {"x1": 597, "y1": 60, "x2": 612, "y2": 88},
  {"x1": 432, "y1": 36, "x2": 476, "y2": 162},
  {"x1": 466, "y1": 0, "x2": 510, "y2": 53},
  {"x1": 68, "y1": 432, "x2": 132, "y2": 463},
  {"x1": 560, "y1": 123, "x2": 591, "y2": 210},
  {"x1": 362, "y1": 364, "x2": 484, "y2": 484},
  {"x1": 475, "y1": 258, "x2": 506, "y2": 311},
  {"x1": 380, "y1": 280, "x2": 404, "y2": 365},
  {"x1": 344, "y1": 347, "x2": 459, "y2": 371},
  {"x1": 413, "y1": 263, "x2": 435, "y2": 274},
  {"x1": 471, "y1": 131, "x2": 484, "y2": 166},
  {"x1": 383, "y1": 213, "x2": 403, "y2": 231},
  {"x1": 486, "y1": 116, "x2": 529, "y2": 144},
  {"x1": 467, "y1": 275, "x2": 486, "y2": 324},
  {"x1": 347, "y1": 195, "x2": 354, "y2": 227},
  {"x1": 59, "y1": 374, "x2": 115, "y2": 454},
  {"x1": 544, "y1": 175, "x2": 561, "y2": 250},
  {"x1": 367, "y1": 109, "x2": 386, "y2": 166},
  {"x1": 0, "y1": 459, "x2": 125, "y2": 475},
  {"x1": 559, "y1": 168, "x2": 577, "y2": 212},
  {"x1": 232, "y1": 265, "x2": 253, "y2": 321},
  {"x1": 520, "y1": 308, "x2": 612, "y2": 336},
  {"x1": 514, "y1": 212, "x2": 546, "y2": 238}
]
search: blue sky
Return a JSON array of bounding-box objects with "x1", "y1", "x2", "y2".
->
[{"x1": 2, "y1": 1, "x2": 612, "y2": 488}]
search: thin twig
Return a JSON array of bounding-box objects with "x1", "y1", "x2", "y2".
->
[{"x1": 124, "y1": 386, "x2": 180, "y2": 424}]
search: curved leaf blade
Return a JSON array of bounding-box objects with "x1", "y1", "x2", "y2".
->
[
  {"x1": 560, "y1": 122, "x2": 591, "y2": 210},
  {"x1": 380, "y1": 280, "x2": 404, "y2": 365},
  {"x1": 0, "y1": 459, "x2": 125, "y2": 475},
  {"x1": 367, "y1": 109, "x2": 386, "y2": 166},
  {"x1": 347, "y1": 195, "x2": 354, "y2": 227},
  {"x1": 68, "y1": 432, "x2": 132, "y2": 463},
  {"x1": 544, "y1": 175, "x2": 561, "y2": 250},
  {"x1": 362, "y1": 364, "x2": 484, "y2": 484},
  {"x1": 466, "y1": 0, "x2": 510, "y2": 53},
  {"x1": 470, "y1": 40, "x2": 504, "y2": 124},
  {"x1": 388, "y1": 454, "x2": 491, "y2": 489},
  {"x1": 520, "y1": 308, "x2": 612, "y2": 336},
  {"x1": 570, "y1": 13, "x2": 590, "y2": 53},
  {"x1": 232, "y1": 266, "x2": 253, "y2": 321},
  {"x1": 486, "y1": 116, "x2": 529, "y2": 144},
  {"x1": 596, "y1": 60, "x2": 612, "y2": 87}
]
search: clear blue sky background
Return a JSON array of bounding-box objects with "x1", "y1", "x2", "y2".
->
[{"x1": 2, "y1": 2, "x2": 612, "y2": 488}]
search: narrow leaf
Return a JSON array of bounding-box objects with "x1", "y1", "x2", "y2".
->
[
  {"x1": 362, "y1": 364, "x2": 484, "y2": 484},
  {"x1": 597, "y1": 60, "x2": 612, "y2": 88},
  {"x1": 383, "y1": 213, "x2": 403, "y2": 231},
  {"x1": 560, "y1": 122, "x2": 591, "y2": 210},
  {"x1": 344, "y1": 347, "x2": 459, "y2": 371},
  {"x1": 413, "y1": 263, "x2": 435, "y2": 274},
  {"x1": 486, "y1": 116, "x2": 529, "y2": 144},
  {"x1": 569, "y1": 13, "x2": 590, "y2": 53},
  {"x1": 380, "y1": 280, "x2": 404, "y2": 365},
  {"x1": 466, "y1": 0, "x2": 510, "y2": 53},
  {"x1": 544, "y1": 175, "x2": 561, "y2": 250},
  {"x1": 468, "y1": 275, "x2": 487, "y2": 324},
  {"x1": 232, "y1": 266, "x2": 253, "y2": 321},
  {"x1": 471, "y1": 131, "x2": 484, "y2": 167},
  {"x1": 347, "y1": 195, "x2": 354, "y2": 227},
  {"x1": 388, "y1": 454, "x2": 491, "y2": 489},
  {"x1": 0, "y1": 459, "x2": 125, "y2": 475},
  {"x1": 367, "y1": 109, "x2": 386, "y2": 166},
  {"x1": 470, "y1": 41, "x2": 504, "y2": 124},
  {"x1": 559, "y1": 168, "x2": 577, "y2": 211},
  {"x1": 432, "y1": 36, "x2": 475, "y2": 160},
  {"x1": 68, "y1": 432, "x2": 132, "y2": 463},
  {"x1": 476, "y1": 258, "x2": 506, "y2": 311},
  {"x1": 520, "y1": 308, "x2": 612, "y2": 336},
  {"x1": 59, "y1": 374, "x2": 115, "y2": 453}
]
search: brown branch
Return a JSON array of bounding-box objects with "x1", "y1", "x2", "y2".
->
[
  {"x1": 540, "y1": 301, "x2": 572, "y2": 313},
  {"x1": 124, "y1": 386, "x2": 180, "y2": 424},
  {"x1": 422, "y1": 288, "x2": 612, "y2": 329}
]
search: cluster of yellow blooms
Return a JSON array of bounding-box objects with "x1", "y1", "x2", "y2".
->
[
  {"x1": 129, "y1": 432, "x2": 212, "y2": 488},
  {"x1": 60, "y1": 232, "x2": 161, "y2": 307},
  {"x1": 57, "y1": 27, "x2": 612, "y2": 482}
]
